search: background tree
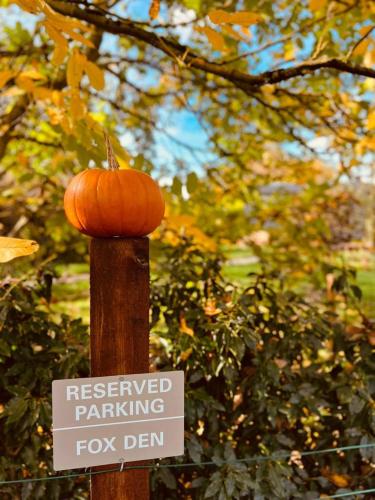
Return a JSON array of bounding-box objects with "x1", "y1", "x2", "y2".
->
[{"x1": 0, "y1": 0, "x2": 374, "y2": 498}]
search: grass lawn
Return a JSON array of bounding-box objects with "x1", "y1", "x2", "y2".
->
[
  {"x1": 52, "y1": 248, "x2": 374, "y2": 323},
  {"x1": 222, "y1": 247, "x2": 374, "y2": 316}
]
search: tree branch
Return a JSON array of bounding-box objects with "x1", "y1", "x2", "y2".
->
[{"x1": 47, "y1": 1, "x2": 375, "y2": 95}]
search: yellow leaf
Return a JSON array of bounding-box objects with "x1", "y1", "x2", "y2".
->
[
  {"x1": 0, "y1": 70, "x2": 14, "y2": 88},
  {"x1": 60, "y1": 114, "x2": 74, "y2": 135},
  {"x1": 208, "y1": 9, "x2": 233, "y2": 24},
  {"x1": 359, "y1": 25, "x2": 374, "y2": 37},
  {"x1": 15, "y1": 75, "x2": 35, "y2": 92},
  {"x1": 32, "y1": 87, "x2": 54, "y2": 101},
  {"x1": 0, "y1": 237, "x2": 39, "y2": 263},
  {"x1": 179, "y1": 316, "x2": 194, "y2": 337},
  {"x1": 46, "y1": 107, "x2": 63, "y2": 125},
  {"x1": 364, "y1": 48, "x2": 375, "y2": 66},
  {"x1": 67, "y1": 49, "x2": 86, "y2": 87},
  {"x1": 11, "y1": 0, "x2": 39, "y2": 13},
  {"x1": 327, "y1": 473, "x2": 351, "y2": 488},
  {"x1": 309, "y1": 0, "x2": 326, "y2": 11},
  {"x1": 204, "y1": 299, "x2": 221, "y2": 316},
  {"x1": 44, "y1": 22, "x2": 68, "y2": 65},
  {"x1": 180, "y1": 348, "x2": 193, "y2": 361},
  {"x1": 68, "y1": 30, "x2": 95, "y2": 48},
  {"x1": 52, "y1": 43, "x2": 68, "y2": 65},
  {"x1": 85, "y1": 61, "x2": 105, "y2": 91},
  {"x1": 41, "y1": 2, "x2": 91, "y2": 33},
  {"x1": 18, "y1": 69, "x2": 45, "y2": 80},
  {"x1": 149, "y1": 0, "x2": 160, "y2": 20},
  {"x1": 70, "y1": 89, "x2": 86, "y2": 121},
  {"x1": 284, "y1": 41, "x2": 295, "y2": 60},
  {"x1": 368, "y1": 109, "x2": 375, "y2": 130},
  {"x1": 196, "y1": 26, "x2": 227, "y2": 52},
  {"x1": 352, "y1": 39, "x2": 370, "y2": 56},
  {"x1": 227, "y1": 11, "x2": 263, "y2": 26},
  {"x1": 52, "y1": 90, "x2": 64, "y2": 107},
  {"x1": 221, "y1": 25, "x2": 244, "y2": 41}
]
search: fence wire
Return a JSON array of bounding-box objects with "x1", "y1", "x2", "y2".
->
[{"x1": 0, "y1": 442, "x2": 374, "y2": 499}]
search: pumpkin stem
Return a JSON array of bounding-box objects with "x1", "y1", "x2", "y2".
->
[{"x1": 104, "y1": 132, "x2": 120, "y2": 170}]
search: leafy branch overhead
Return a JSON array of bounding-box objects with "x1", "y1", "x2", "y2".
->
[
  {"x1": 44, "y1": 1, "x2": 375, "y2": 91},
  {"x1": 1, "y1": 0, "x2": 374, "y2": 167}
]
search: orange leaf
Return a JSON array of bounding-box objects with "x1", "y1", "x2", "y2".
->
[
  {"x1": 45, "y1": 21, "x2": 68, "y2": 65},
  {"x1": 180, "y1": 348, "x2": 193, "y2": 361},
  {"x1": 70, "y1": 89, "x2": 86, "y2": 121},
  {"x1": 368, "y1": 109, "x2": 375, "y2": 130},
  {"x1": 208, "y1": 9, "x2": 233, "y2": 24},
  {"x1": 0, "y1": 70, "x2": 14, "y2": 88},
  {"x1": 67, "y1": 49, "x2": 86, "y2": 87},
  {"x1": 179, "y1": 316, "x2": 194, "y2": 337},
  {"x1": 204, "y1": 299, "x2": 221, "y2": 316},
  {"x1": 149, "y1": 0, "x2": 160, "y2": 20},
  {"x1": 327, "y1": 473, "x2": 351, "y2": 488},
  {"x1": 196, "y1": 26, "x2": 226, "y2": 52},
  {"x1": 85, "y1": 61, "x2": 105, "y2": 91},
  {"x1": 227, "y1": 11, "x2": 263, "y2": 26},
  {"x1": 309, "y1": 0, "x2": 327, "y2": 11}
]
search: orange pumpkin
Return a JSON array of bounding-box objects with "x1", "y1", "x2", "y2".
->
[{"x1": 64, "y1": 136, "x2": 165, "y2": 238}]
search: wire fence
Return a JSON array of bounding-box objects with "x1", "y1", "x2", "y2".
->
[{"x1": 0, "y1": 442, "x2": 374, "y2": 498}]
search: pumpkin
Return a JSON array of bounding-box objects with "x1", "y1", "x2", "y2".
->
[{"x1": 64, "y1": 136, "x2": 165, "y2": 238}]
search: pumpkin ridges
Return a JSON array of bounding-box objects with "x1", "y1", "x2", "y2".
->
[
  {"x1": 133, "y1": 170, "x2": 149, "y2": 235},
  {"x1": 74, "y1": 170, "x2": 90, "y2": 234},
  {"x1": 64, "y1": 164, "x2": 165, "y2": 238},
  {"x1": 93, "y1": 170, "x2": 113, "y2": 236},
  {"x1": 137, "y1": 173, "x2": 163, "y2": 235},
  {"x1": 97, "y1": 170, "x2": 124, "y2": 235},
  {"x1": 72, "y1": 170, "x2": 91, "y2": 233},
  {"x1": 64, "y1": 172, "x2": 84, "y2": 232},
  {"x1": 138, "y1": 173, "x2": 164, "y2": 234},
  {"x1": 116, "y1": 170, "x2": 145, "y2": 236}
]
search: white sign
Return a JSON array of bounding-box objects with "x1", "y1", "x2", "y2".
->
[{"x1": 52, "y1": 371, "x2": 184, "y2": 470}]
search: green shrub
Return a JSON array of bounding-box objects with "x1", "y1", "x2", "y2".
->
[
  {"x1": 0, "y1": 270, "x2": 89, "y2": 499},
  {"x1": 150, "y1": 239, "x2": 375, "y2": 499},
  {"x1": 0, "y1": 239, "x2": 374, "y2": 499}
]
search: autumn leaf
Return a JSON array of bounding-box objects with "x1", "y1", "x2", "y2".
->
[
  {"x1": 67, "y1": 49, "x2": 85, "y2": 87},
  {"x1": 0, "y1": 70, "x2": 14, "y2": 88},
  {"x1": 45, "y1": 21, "x2": 68, "y2": 65},
  {"x1": 180, "y1": 347, "x2": 193, "y2": 361},
  {"x1": 68, "y1": 30, "x2": 95, "y2": 48},
  {"x1": 209, "y1": 9, "x2": 262, "y2": 26},
  {"x1": 11, "y1": 0, "x2": 38, "y2": 13},
  {"x1": 70, "y1": 89, "x2": 86, "y2": 121},
  {"x1": 204, "y1": 299, "x2": 221, "y2": 316},
  {"x1": 221, "y1": 24, "x2": 245, "y2": 42},
  {"x1": 196, "y1": 26, "x2": 226, "y2": 52},
  {"x1": 368, "y1": 110, "x2": 375, "y2": 130},
  {"x1": 0, "y1": 237, "x2": 39, "y2": 263},
  {"x1": 15, "y1": 75, "x2": 36, "y2": 92},
  {"x1": 352, "y1": 39, "x2": 371, "y2": 56},
  {"x1": 227, "y1": 11, "x2": 263, "y2": 26},
  {"x1": 18, "y1": 69, "x2": 45, "y2": 80},
  {"x1": 85, "y1": 61, "x2": 105, "y2": 91},
  {"x1": 179, "y1": 315, "x2": 194, "y2": 337},
  {"x1": 326, "y1": 473, "x2": 351, "y2": 488},
  {"x1": 309, "y1": 0, "x2": 327, "y2": 11},
  {"x1": 149, "y1": 0, "x2": 160, "y2": 20},
  {"x1": 208, "y1": 9, "x2": 233, "y2": 24}
]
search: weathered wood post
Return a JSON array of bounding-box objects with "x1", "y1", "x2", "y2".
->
[
  {"x1": 90, "y1": 237, "x2": 150, "y2": 500},
  {"x1": 63, "y1": 134, "x2": 164, "y2": 499}
]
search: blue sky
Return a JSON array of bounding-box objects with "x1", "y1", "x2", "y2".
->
[{"x1": 3, "y1": 2, "x2": 373, "y2": 183}]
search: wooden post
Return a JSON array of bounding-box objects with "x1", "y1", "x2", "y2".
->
[{"x1": 89, "y1": 237, "x2": 150, "y2": 500}]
